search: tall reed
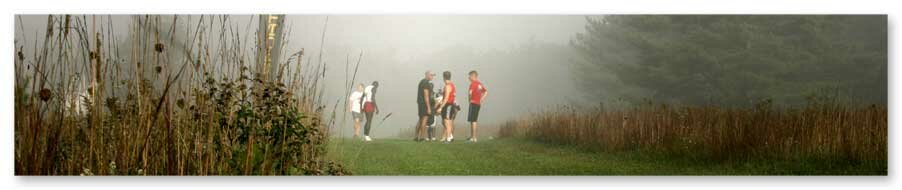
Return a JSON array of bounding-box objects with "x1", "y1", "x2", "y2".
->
[
  {"x1": 14, "y1": 15, "x2": 347, "y2": 175},
  {"x1": 499, "y1": 99, "x2": 886, "y2": 174}
]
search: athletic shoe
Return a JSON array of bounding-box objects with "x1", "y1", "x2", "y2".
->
[{"x1": 365, "y1": 136, "x2": 372, "y2": 142}]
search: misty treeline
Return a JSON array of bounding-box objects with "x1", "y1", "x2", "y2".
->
[
  {"x1": 571, "y1": 15, "x2": 887, "y2": 107},
  {"x1": 496, "y1": 16, "x2": 888, "y2": 174}
]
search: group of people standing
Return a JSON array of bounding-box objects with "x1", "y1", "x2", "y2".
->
[
  {"x1": 415, "y1": 70, "x2": 487, "y2": 143},
  {"x1": 348, "y1": 81, "x2": 380, "y2": 141},
  {"x1": 346, "y1": 70, "x2": 488, "y2": 143}
]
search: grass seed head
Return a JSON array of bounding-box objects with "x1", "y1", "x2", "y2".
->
[
  {"x1": 39, "y1": 88, "x2": 52, "y2": 102},
  {"x1": 154, "y1": 43, "x2": 164, "y2": 53}
]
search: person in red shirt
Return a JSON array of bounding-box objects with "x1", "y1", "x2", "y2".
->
[
  {"x1": 436, "y1": 71, "x2": 458, "y2": 143},
  {"x1": 467, "y1": 70, "x2": 488, "y2": 142}
]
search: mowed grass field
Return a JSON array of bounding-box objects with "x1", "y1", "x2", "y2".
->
[{"x1": 325, "y1": 138, "x2": 881, "y2": 175}]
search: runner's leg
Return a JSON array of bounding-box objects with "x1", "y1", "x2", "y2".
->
[
  {"x1": 417, "y1": 116, "x2": 428, "y2": 141},
  {"x1": 354, "y1": 117, "x2": 361, "y2": 138},
  {"x1": 413, "y1": 116, "x2": 422, "y2": 140},
  {"x1": 364, "y1": 112, "x2": 374, "y2": 136}
]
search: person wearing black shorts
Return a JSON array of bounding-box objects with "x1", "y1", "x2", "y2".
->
[
  {"x1": 414, "y1": 71, "x2": 435, "y2": 142},
  {"x1": 467, "y1": 103, "x2": 480, "y2": 122},
  {"x1": 441, "y1": 104, "x2": 458, "y2": 120},
  {"x1": 467, "y1": 70, "x2": 488, "y2": 142},
  {"x1": 436, "y1": 71, "x2": 458, "y2": 143}
]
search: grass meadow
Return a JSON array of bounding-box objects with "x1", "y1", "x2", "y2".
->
[{"x1": 497, "y1": 99, "x2": 887, "y2": 175}]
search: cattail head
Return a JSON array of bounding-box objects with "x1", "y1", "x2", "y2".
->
[
  {"x1": 64, "y1": 15, "x2": 71, "y2": 37},
  {"x1": 45, "y1": 16, "x2": 53, "y2": 38},
  {"x1": 39, "y1": 88, "x2": 52, "y2": 102},
  {"x1": 154, "y1": 43, "x2": 164, "y2": 53}
]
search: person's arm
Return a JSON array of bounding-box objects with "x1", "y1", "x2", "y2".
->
[
  {"x1": 360, "y1": 96, "x2": 366, "y2": 112},
  {"x1": 468, "y1": 88, "x2": 473, "y2": 103},
  {"x1": 348, "y1": 94, "x2": 354, "y2": 112},
  {"x1": 437, "y1": 84, "x2": 451, "y2": 112},
  {"x1": 360, "y1": 92, "x2": 367, "y2": 111},
  {"x1": 481, "y1": 85, "x2": 488, "y2": 103},
  {"x1": 373, "y1": 89, "x2": 380, "y2": 114},
  {"x1": 423, "y1": 88, "x2": 432, "y2": 115},
  {"x1": 434, "y1": 96, "x2": 442, "y2": 110}
]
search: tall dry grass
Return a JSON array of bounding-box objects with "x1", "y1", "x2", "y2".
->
[
  {"x1": 499, "y1": 98, "x2": 886, "y2": 173},
  {"x1": 14, "y1": 15, "x2": 346, "y2": 175}
]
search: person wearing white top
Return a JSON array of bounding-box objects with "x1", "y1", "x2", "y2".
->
[
  {"x1": 428, "y1": 90, "x2": 443, "y2": 141},
  {"x1": 348, "y1": 84, "x2": 365, "y2": 138},
  {"x1": 361, "y1": 81, "x2": 380, "y2": 141}
]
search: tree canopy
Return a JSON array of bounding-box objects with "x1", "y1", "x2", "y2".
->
[{"x1": 571, "y1": 15, "x2": 887, "y2": 106}]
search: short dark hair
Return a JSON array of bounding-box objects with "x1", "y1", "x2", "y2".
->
[
  {"x1": 443, "y1": 71, "x2": 451, "y2": 80},
  {"x1": 469, "y1": 70, "x2": 478, "y2": 76},
  {"x1": 372, "y1": 81, "x2": 379, "y2": 87}
]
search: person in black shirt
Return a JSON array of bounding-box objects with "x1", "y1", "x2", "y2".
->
[{"x1": 414, "y1": 71, "x2": 435, "y2": 141}]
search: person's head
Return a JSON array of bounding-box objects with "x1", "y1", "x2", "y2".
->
[
  {"x1": 468, "y1": 70, "x2": 478, "y2": 82},
  {"x1": 443, "y1": 71, "x2": 451, "y2": 81},
  {"x1": 357, "y1": 83, "x2": 364, "y2": 91},
  {"x1": 372, "y1": 81, "x2": 379, "y2": 88},
  {"x1": 425, "y1": 71, "x2": 435, "y2": 81}
]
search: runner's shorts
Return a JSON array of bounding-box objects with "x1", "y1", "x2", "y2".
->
[
  {"x1": 468, "y1": 103, "x2": 481, "y2": 122},
  {"x1": 441, "y1": 104, "x2": 458, "y2": 120},
  {"x1": 364, "y1": 102, "x2": 376, "y2": 113},
  {"x1": 417, "y1": 102, "x2": 429, "y2": 117}
]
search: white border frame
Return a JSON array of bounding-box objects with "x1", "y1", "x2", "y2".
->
[{"x1": 3, "y1": 0, "x2": 898, "y2": 190}]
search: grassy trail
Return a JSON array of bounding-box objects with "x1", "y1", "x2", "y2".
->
[{"x1": 325, "y1": 138, "x2": 816, "y2": 175}]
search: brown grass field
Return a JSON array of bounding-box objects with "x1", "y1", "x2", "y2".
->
[{"x1": 499, "y1": 99, "x2": 887, "y2": 175}]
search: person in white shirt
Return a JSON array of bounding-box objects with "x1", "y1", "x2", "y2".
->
[
  {"x1": 428, "y1": 90, "x2": 443, "y2": 141},
  {"x1": 348, "y1": 84, "x2": 365, "y2": 138},
  {"x1": 361, "y1": 81, "x2": 380, "y2": 141}
]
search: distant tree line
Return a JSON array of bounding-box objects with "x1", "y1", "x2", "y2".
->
[{"x1": 571, "y1": 15, "x2": 887, "y2": 106}]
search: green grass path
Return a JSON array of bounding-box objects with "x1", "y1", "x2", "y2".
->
[{"x1": 326, "y1": 138, "x2": 756, "y2": 175}]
